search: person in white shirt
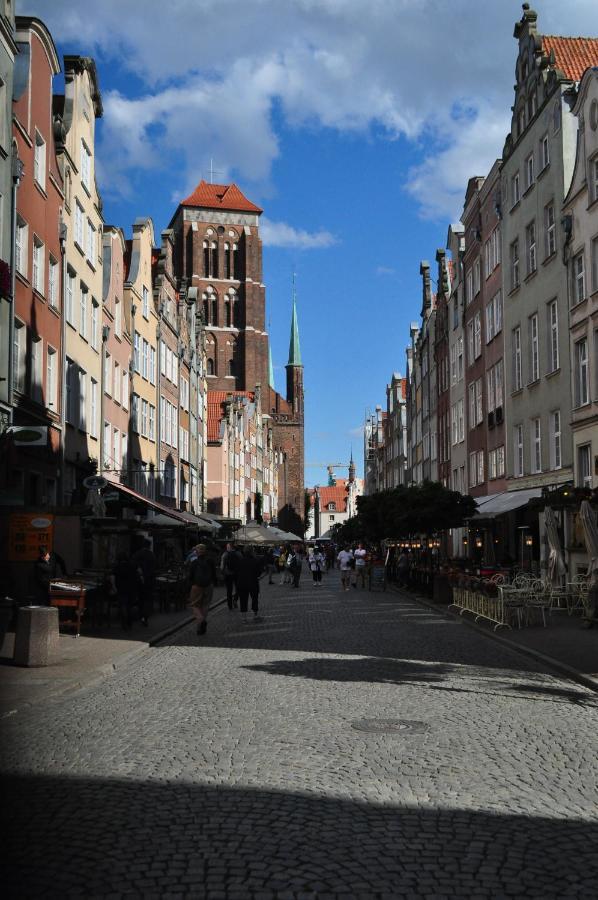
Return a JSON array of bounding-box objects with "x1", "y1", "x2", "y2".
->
[
  {"x1": 353, "y1": 543, "x2": 368, "y2": 589},
  {"x1": 308, "y1": 547, "x2": 325, "y2": 585},
  {"x1": 337, "y1": 547, "x2": 354, "y2": 592}
]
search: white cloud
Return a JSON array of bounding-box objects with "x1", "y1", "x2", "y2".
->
[
  {"x1": 375, "y1": 266, "x2": 396, "y2": 276},
  {"x1": 23, "y1": 0, "x2": 598, "y2": 220},
  {"x1": 260, "y1": 217, "x2": 337, "y2": 249}
]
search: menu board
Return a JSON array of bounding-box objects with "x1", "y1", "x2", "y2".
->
[
  {"x1": 370, "y1": 563, "x2": 386, "y2": 592},
  {"x1": 8, "y1": 513, "x2": 54, "y2": 561}
]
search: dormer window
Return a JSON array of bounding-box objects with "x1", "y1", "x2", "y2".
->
[{"x1": 327, "y1": 502, "x2": 336, "y2": 511}]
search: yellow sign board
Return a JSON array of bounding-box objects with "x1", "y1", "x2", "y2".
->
[{"x1": 8, "y1": 513, "x2": 55, "y2": 561}]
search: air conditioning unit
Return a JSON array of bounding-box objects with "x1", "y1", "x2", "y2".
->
[
  {"x1": 495, "y1": 406, "x2": 503, "y2": 424},
  {"x1": 487, "y1": 411, "x2": 495, "y2": 429}
]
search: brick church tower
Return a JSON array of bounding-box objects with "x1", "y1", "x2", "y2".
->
[{"x1": 169, "y1": 180, "x2": 305, "y2": 531}]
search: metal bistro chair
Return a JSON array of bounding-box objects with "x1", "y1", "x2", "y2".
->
[{"x1": 522, "y1": 579, "x2": 551, "y2": 628}]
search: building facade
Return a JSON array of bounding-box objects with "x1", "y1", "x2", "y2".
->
[{"x1": 0, "y1": 0, "x2": 16, "y2": 430}]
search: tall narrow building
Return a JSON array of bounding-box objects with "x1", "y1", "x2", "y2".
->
[{"x1": 169, "y1": 180, "x2": 304, "y2": 530}]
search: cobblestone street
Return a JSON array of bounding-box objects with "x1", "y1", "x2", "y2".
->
[{"x1": 2, "y1": 575, "x2": 598, "y2": 898}]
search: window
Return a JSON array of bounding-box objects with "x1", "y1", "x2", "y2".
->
[
  {"x1": 114, "y1": 298, "x2": 122, "y2": 337},
  {"x1": 592, "y1": 236, "x2": 598, "y2": 294},
  {"x1": 166, "y1": 346, "x2": 172, "y2": 383},
  {"x1": 141, "y1": 399, "x2": 148, "y2": 437},
  {"x1": 149, "y1": 404, "x2": 155, "y2": 441},
  {"x1": 181, "y1": 377, "x2": 189, "y2": 410},
  {"x1": 132, "y1": 393, "x2": 139, "y2": 432},
  {"x1": 15, "y1": 217, "x2": 28, "y2": 277},
  {"x1": 572, "y1": 252, "x2": 585, "y2": 305},
  {"x1": 485, "y1": 300, "x2": 494, "y2": 343},
  {"x1": 545, "y1": 203, "x2": 556, "y2": 257},
  {"x1": 78, "y1": 369, "x2": 87, "y2": 431},
  {"x1": 469, "y1": 452, "x2": 477, "y2": 488},
  {"x1": 451, "y1": 404, "x2": 458, "y2": 446},
  {"x1": 91, "y1": 300, "x2": 99, "y2": 350},
  {"x1": 475, "y1": 377, "x2": 483, "y2": 425},
  {"x1": 80, "y1": 284, "x2": 88, "y2": 340},
  {"x1": 142, "y1": 338, "x2": 149, "y2": 380},
  {"x1": 86, "y1": 220, "x2": 96, "y2": 263},
  {"x1": 526, "y1": 221, "x2": 536, "y2": 275},
  {"x1": 142, "y1": 286, "x2": 149, "y2": 319},
  {"x1": 75, "y1": 201, "x2": 84, "y2": 248},
  {"x1": 547, "y1": 300, "x2": 559, "y2": 373},
  {"x1": 103, "y1": 422, "x2": 111, "y2": 466},
  {"x1": 46, "y1": 347, "x2": 57, "y2": 410},
  {"x1": 65, "y1": 360, "x2": 75, "y2": 424},
  {"x1": 450, "y1": 344, "x2": 457, "y2": 383},
  {"x1": 511, "y1": 172, "x2": 520, "y2": 207},
  {"x1": 34, "y1": 131, "x2": 46, "y2": 187},
  {"x1": 513, "y1": 327, "x2": 522, "y2": 390},
  {"x1": 207, "y1": 358, "x2": 214, "y2": 376},
  {"x1": 457, "y1": 337, "x2": 464, "y2": 380},
  {"x1": 525, "y1": 153, "x2": 534, "y2": 190},
  {"x1": 114, "y1": 362, "x2": 120, "y2": 404},
  {"x1": 104, "y1": 351, "x2": 111, "y2": 396},
  {"x1": 457, "y1": 399, "x2": 464, "y2": 443},
  {"x1": 477, "y1": 451, "x2": 484, "y2": 485},
  {"x1": 66, "y1": 268, "x2": 75, "y2": 324},
  {"x1": 113, "y1": 429, "x2": 120, "y2": 471},
  {"x1": 467, "y1": 320, "x2": 474, "y2": 365},
  {"x1": 489, "y1": 448, "x2": 497, "y2": 480},
  {"x1": 32, "y1": 237, "x2": 44, "y2": 294},
  {"x1": 514, "y1": 424, "x2": 524, "y2": 477},
  {"x1": 80, "y1": 140, "x2": 91, "y2": 192},
  {"x1": 473, "y1": 259, "x2": 481, "y2": 296},
  {"x1": 550, "y1": 411, "x2": 561, "y2": 470},
  {"x1": 531, "y1": 417, "x2": 542, "y2": 473},
  {"x1": 494, "y1": 290, "x2": 502, "y2": 335},
  {"x1": 31, "y1": 336, "x2": 43, "y2": 403},
  {"x1": 510, "y1": 239, "x2": 520, "y2": 290},
  {"x1": 530, "y1": 314, "x2": 539, "y2": 382},
  {"x1": 48, "y1": 256, "x2": 58, "y2": 307},
  {"x1": 540, "y1": 134, "x2": 550, "y2": 170},
  {"x1": 497, "y1": 445, "x2": 505, "y2": 478},
  {"x1": 591, "y1": 155, "x2": 598, "y2": 204},
  {"x1": 575, "y1": 338, "x2": 589, "y2": 406},
  {"x1": 122, "y1": 370, "x2": 129, "y2": 411},
  {"x1": 578, "y1": 444, "x2": 592, "y2": 488},
  {"x1": 134, "y1": 332, "x2": 140, "y2": 373},
  {"x1": 474, "y1": 312, "x2": 482, "y2": 358},
  {"x1": 466, "y1": 269, "x2": 473, "y2": 305},
  {"x1": 149, "y1": 346, "x2": 156, "y2": 385},
  {"x1": 468, "y1": 383, "x2": 476, "y2": 430}
]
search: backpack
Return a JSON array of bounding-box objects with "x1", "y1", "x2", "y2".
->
[{"x1": 191, "y1": 557, "x2": 212, "y2": 587}]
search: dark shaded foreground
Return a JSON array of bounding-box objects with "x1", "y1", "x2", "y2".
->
[{"x1": 2, "y1": 773, "x2": 597, "y2": 898}]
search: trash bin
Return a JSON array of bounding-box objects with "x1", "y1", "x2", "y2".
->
[{"x1": 13, "y1": 605, "x2": 59, "y2": 667}]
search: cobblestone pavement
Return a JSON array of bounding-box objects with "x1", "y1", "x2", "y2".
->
[{"x1": 2, "y1": 575, "x2": 598, "y2": 898}]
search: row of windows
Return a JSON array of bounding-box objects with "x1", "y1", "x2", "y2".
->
[
  {"x1": 469, "y1": 446, "x2": 506, "y2": 488},
  {"x1": 513, "y1": 412, "x2": 562, "y2": 477},
  {"x1": 103, "y1": 423, "x2": 127, "y2": 473},
  {"x1": 509, "y1": 202, "x2": 556, "y2": 291},
  {"x1": 201, "y1": 286, "x2": 241, "y2": 327},
  {"x1": 65, "y1": 359, "x2": 98, "y2": 437},
  {"x1": 511, "y1": 300, "x2": 560, "y2": 391},
  {"x1": 13, "y1": 322, "x2": 57, "y2": 410},
  {"x1": 202, "y1": 238, "x2": 239, "y2": 280},
  {"x1": 103, "y1": 353, "x2": 129, "y2": 410},
  {"x1": 510, "y1": 134, "x2": 550, "y2": 209},
  {"x1": 131, "y1": 394, "x2": 157, "y2": 442},
  {"x1": 570, "y1": 237, "x2": 598, "y2": 307},
  {"x1": 15, "y1": 220, "x2": 59, "y2": 304}
]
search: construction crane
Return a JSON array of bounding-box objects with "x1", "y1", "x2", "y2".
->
[{"x1": 305, "y1": 463, "x2": 351, "y2": 486}]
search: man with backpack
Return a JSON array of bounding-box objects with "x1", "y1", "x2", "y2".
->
[
  {"x1": 188, "y1": 544, "x2": 218, "y2": 635},
  {"x1": 220, "y1": 542, "x2": 241, "y2": 610}
]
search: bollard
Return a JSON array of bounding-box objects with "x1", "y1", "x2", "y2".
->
[{"x1": 13, "y1": 606, "x2": 60, "y2": 667}]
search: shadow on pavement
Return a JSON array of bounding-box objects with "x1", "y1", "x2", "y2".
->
[{"x1": 1, "y1": 772, "x2": 597, "y2": 897}]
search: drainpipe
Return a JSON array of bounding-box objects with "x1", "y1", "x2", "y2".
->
[
  {"x1": 7, "y1": 151, "x2": 24, "y2": 423},
  {"x1": 129, "y1": 303, "x2": 136, "y2": 487},
  {"x1": 58, "y1": 220, "x2": 67, "y2": 503},
  {"x1": 100, "y1": 324, "x2": 110, "y2": 474},
  {"x1": 156, "y1": 312, "x2": 162, "y2": 501}
]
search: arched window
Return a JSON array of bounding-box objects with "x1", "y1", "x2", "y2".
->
[
  {"x1": 211, "y1": 242, "x2": 218, "y2": 279},
  {"x1": 211, "y1": 297, "x2": 218, "y2": 326},
  {"x1": 232, "y1": 243, "x2": 238, "y2": 279},
  {"x1": 203, "y1": 241, "x2": 210, "y2": 277},
  {"x1": 228, "y1": 358, "x2": 235, "y2": 377},
  {"x1": 224, "y1": 300, "x2": 231, "y2": 327},
  {"x1": 207, "y1": 357, "x2": 215, "y2": 376},
  {"x1": 224, "y1": 242, "x2": 231, "y2": 279}
]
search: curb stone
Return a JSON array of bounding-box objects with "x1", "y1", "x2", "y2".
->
[{"x1": 389, "y1": 584, "x2": 598, "y2": 694}]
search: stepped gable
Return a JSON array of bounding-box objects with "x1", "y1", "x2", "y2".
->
[
  {"x1": 207, "y1": 390, "x2": 255, "y2": 443},
  {"x1": 181, "y1": 180, "x2": 263, "y2": 214}
]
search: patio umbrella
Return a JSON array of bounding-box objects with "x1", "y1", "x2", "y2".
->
[
  {"x1": 544, "y1": 506, "x2": 566, "y2": 584},
  {"x1": 232, "y1": 523, "x2": 279, "y2": 545},
  {"x1": 579, "y1": 500, "x2": 598, "y2": 579}
]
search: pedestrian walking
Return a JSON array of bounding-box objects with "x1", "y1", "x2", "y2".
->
[
  {"x1": 132, "y1": 539, "x2": 156, "y2": 626},
  {"x1": 284, "y1": 545, "x2": 295, "y2": 584},
  {"x1": 236, "y1": 548, "x2": 264, "y2": 624},
  {"x1": 277, "y1": 547, "x2": 288, "y2": 584},
  {"x1": 265, "y1": 548, "x2": 276, "y2": 584},
  {"x1": 290, "y1": 545, "x2": 304, "y2": 588},
  {"x1": 397, "y1": 549, "x2": 410, "y2": 588},
  {"x1": 220, "y1": 542, "x2": 241, "y2": 609},
  {"x1": 353, "y1": 542, "x2": 368, "y2": 589},
  {"x1": 110, "y1": 553, "x2": 137, "y2": 630},
  {"x1": 337, "y1": 546, "x2": 354, "y2": 592},
  {"x1": 308, "y1": 546, "x2": 325, "y2": 585},
  {"x1": 188, "y1": 543, "x2": 218, "y2": 635}
]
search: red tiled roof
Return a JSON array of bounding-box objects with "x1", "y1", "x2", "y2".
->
[
  {"x1": 542, "y1": 36, "x2": 598, "y2": 82},
  {"x1": 207, "y1": 390, "x2": 255, "y2": 443},
  {"x1": 317, "y1": 485, "x2": 348, "y2": 514},
  {"x1": 181, "y1": 180, "x2": 263, "y2": 214}
]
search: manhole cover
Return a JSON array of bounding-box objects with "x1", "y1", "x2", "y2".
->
[{"x1": 351, "y1": 718, "x2": 429, "y2": 734}]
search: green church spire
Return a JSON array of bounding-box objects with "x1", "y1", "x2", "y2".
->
[{"x1": 287, "y1": 273, "x2": 302, "y2": 367}]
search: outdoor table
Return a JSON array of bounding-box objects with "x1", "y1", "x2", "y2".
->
[{"x1": 49, "y1": 577, "x2": 99, "y2": 636}]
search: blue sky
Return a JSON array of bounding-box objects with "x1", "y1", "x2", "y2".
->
[{"x1": 21, "y1": 0, "x2": 598, "y2": 488}]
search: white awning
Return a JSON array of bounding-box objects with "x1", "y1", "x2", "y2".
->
[{"x1": 473, "y1": 488, "x2": 542, "y2": 518}]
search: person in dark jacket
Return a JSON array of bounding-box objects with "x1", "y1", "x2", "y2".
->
[
  {"x1": 112, "y1": 553, "x2": 138, "y2": 630},
  {"x1": 131, "y1": 539, "x2": 156, "y2": 626},
  {"x1": 220, "y1": 542, "x2": 241, "y2": 609},
  {"x1": 188, "y1": 544, "x2": 218, "y2": 635},
  {"x1": 33, "y1": 547, "x2": 52, "y2": 605},
  {"x1": 236, "y1": 548, "x2": 264, "y2": 624}
]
